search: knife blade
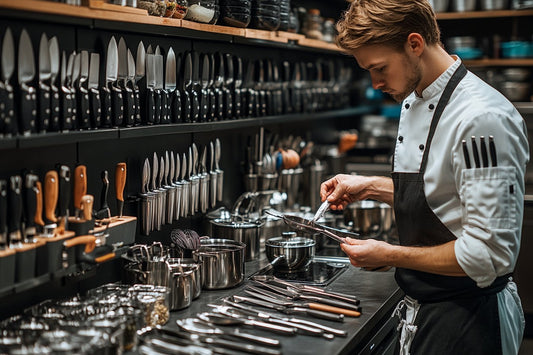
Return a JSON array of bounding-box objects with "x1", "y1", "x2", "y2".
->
[
  {"x1": 73, "y1": 165, "x2": 87, "y2": 218},
  {"x1": 154, "y1": 53, "x2": 165, "y2": 124},
  {"x1": 8, "y1": 176, "x2": 23, "y2": 247},
  {"x1": 100, "y1": 37, "x2": 115, "y2": 127},
  {"x1": 123, "y1": 48, "x2": 135, "y2": 127},
  {"x1": 43, "y1": 170, "x2": 58, "y2": 236},
  {"x1": 134, "y1": 41, "x2": 144, "y2": 126},
  {"x1": 1, "y1": 28, "x2": 16, "y2": 136},
  {"x1": 60, "y1": 51, "x2": 74, "y2": 131},
  {"x1": 0, "y1": 180, "x2": 7, "y2": 248},
  {"x1": 117, "y1": 37, "x2": 133, "y2": 127},
  {"x1": 96, "y1": 170, "x2": 111, "y2": 220},
  {"x1": 76, "y1": 51, "x2": 91, "y2": 130},
  {"x1": 181, "y1": 52, "x2": 194, "y2": 123},
  {"x1": 115, "y1": 162, "x2": 127, "y2": 218},
  {"x1": 47, "y1": 36, "x2": 60, "y2": 132},
  {"x1": 88, "y1": 52, "x2": 101, "y2": 128},
  {"x1": 145, "y1": 53, "x2": 156, "y2": 125},
  {"x1": 56, "y1": 164, "x2": 71, "y2": 232},
  {"x1": 17, "y1": 29, "x2": 37, "y2": 135},
  {"x1": 165, "y1": 47, "x2": 179, "y2": 123},
  {"x1": 37, "y1": 33, "x2": 51, "y2": 133}
]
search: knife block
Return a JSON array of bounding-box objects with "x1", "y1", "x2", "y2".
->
[
  {"x1": 67, "y1": 217, "x2": 96, "y2": 236},
  {"x1": 13, "y1": 240, "x2": 46, "y2": 283},
  {"x1": 0, "y1": 249, "x2": 16, "y2": 291},
  {"x1": 92, "y1": 216, "x2": 137, "y2": 246},
  {"x1": 35, "y1": 231, "x2": 76, "y2": 276}
]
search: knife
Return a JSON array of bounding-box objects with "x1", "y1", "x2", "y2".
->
[
  {"x1": 154, "y1": 53, "x2": 166, "y2": 124},
  {"x1": 165, "y1": 47, "x2": 180, "y2": 123},
  {"x1": 34, "y1": 181, "x2": 45, "y2": 231},
  {"x1": 181, "y1": 52, "x2": 194, "y2": 123},
  {"x1": 88, "y1": 53, "x2": 101, "y2": 129},
  {"x1": 244, "y1": 59, "x2": 257, "y2": 118},
  {"x1": 66, "y1": 51, "x2": 78, "y2": 130},
  {"x1": 56, "y1": 165, "x2": 71, "y2": 232},
  {"x1": 158, "y1": 154, "x2": 166, "y2": 229},
  {"x1": 76, "y1": 51, "x2": 91, "y2": 130},
  {"x1": 81, "y1": 194, "x2": 94, "y2": 221},
  {"x1": 224, "y1": 53, "x2": 234, "y2": 120},
  {"x1": 164, "y1": 151, "x2": 175, "y2": 224},
  {"x1": 199, "y1": 53, "x2": 210, "y2": 122},
  {"x1": 60, "y1": 51, "x2": 74, "y2": 131},
  {"x1": 115, "y1": 162, "x2": 127, "y2": 218},
  {"x1": 37, "y1": 33, "x2": 51, "y2": 133},
  {"x1": 1, "y1": 28, "x2": 17, "y2": 136},
  {"x1": 234, "y1": 56, "x2": 243, "y2": 119},
  {"x1": 213, "y1": 52, "x2": 225, "y2": 121},
  {"x1": 17, "y1": 29, "x2": 37, "y2": 135},
  {"x1": 100, "y1": 37, "x2": 115, "y2": 127},
  {"x1": 117, "y1": 38, "x2": 131, "y2": 127},
  {"x1": 43, "y1": 170, "x2": 58, "y2": 237},
  {"x1": 145, "y1": 53, "x2": 156, "y2": 125},
  {"x1": 0, "y1": 180, "x2": 8, "y2": 248},
  {"x1": 215, "y1": 137, "x2": 224, "y2": 202},
  {"x1": 47, "y1": 36, "x2": 61, "y2": 132},
  {"x1": 207, "y1": 53, "x2": 216, "y2": 122},
  {"x1": 96, "y1": 170, "x2": 111, "y2": 220},
  {"x1": 134, "y1": 41, "x2": 145, "y2": 126},
  {"x1": 172, "y1": 152, "x2": 181, "y2": 220},
  {"x1": 189, "y1": 51, "x2": 200, "y2": 123},
  {"x1": 73, "y1": 165, "x2": 87, "y2": 218},
  {"x1": 124, "y1": 48, "x2": 136, "y2": 127},
  {"x1": 180, "y1": 152, "x2": 189, "y2": 218},
  {"x1": 23, "y1": 173, "x2": 39, "y2": 242},
  {"x1": 109, "y1": 37, "x2": 123, "y2": 127},
  {"x1": 8, "y1": 176, "x2": 23, "y2": 247},
  {"x1": 209, "y1": 141, "x2": 217, "y2": 208}
]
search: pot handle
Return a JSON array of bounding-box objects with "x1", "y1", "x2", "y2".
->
[
  {"x1": 196, "y1": 251, "x2": 220, "y2": 259},
  {"x1": 231, "y1": 191, "x2": 259, "y2": 217},
  {"x1": 269, "y1": 254, "x2": 286, "y2": 267}
]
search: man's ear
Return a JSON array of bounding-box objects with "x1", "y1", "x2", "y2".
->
[{"x1": 406, "y1": 33, "x2": 425, "y2": 56}]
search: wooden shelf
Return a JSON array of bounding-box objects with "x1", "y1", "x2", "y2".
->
[
  {"x1": 436, "y1": 9, "x2": 533, "y2": 20},
  {"x1": 463, "y1": 58, "x2": 533, "y2": 67}
]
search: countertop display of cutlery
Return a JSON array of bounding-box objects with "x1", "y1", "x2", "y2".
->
[{"x1": 462, "y1": 135, "x2": 498, "y2": 169}]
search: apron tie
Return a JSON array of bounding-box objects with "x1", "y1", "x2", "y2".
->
[{"x1": 393, "y1": 296, "x2": 421, "y2": 355}]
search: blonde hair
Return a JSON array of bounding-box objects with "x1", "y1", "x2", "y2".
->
[{"x1": 336, "y1": 0, "x2": 441, "y2": 52}]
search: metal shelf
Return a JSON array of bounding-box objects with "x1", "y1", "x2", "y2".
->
[{"x1": 464, "y1": 59, "x2": 533, "y2": 67}]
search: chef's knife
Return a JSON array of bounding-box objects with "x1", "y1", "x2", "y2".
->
[
  {"x1": 48, "y1": 36, "x2": 61, "y2": 132},
  {"x1": 199, "y1": 53, "x2": 210, "y2": 122},
  {"x1": 117, "y1": 38, "x2": 133, "y2": 127},
  {"x1": 108, "y1": 37, "x2": 123, "y2": 127},
  {"x1": 224, "y1": 53, "x2": 234, "y2": 119},
  {"x1": 1, "y1": 28, "x2": 16, "y2": 136},
  {"x1": 56, "y1": 164, "x2": 70, "y2": 232},
  {"x1": 76, "y1": 51, "x2": 90, "y2": 130},
  {"x1": 124, "y1": 48, "x2": 136, "y2": 127},
  {"x1": 23, "y1": 173, "x2": 39, "y2": 241},
  {"x1": 134, "y1": 41, "x2": 145, "y2": 126},
  {"x1": 234, "y1": 56, "x2": 243, "y2": 119},
  {"x1": 8, "y1": 176, "x2": 23, "y2": 247},
  {"x1": 96, "y1": 170, "x2": 111, "y2": 220},
  {"x1": 181, "y1": 52, "x2": 194, "y2": 123},
  {"x1": 145, "y1": 53, "x2": 156, "y2": 125},
  {"x1": 100, "y1": 37, "x2": 115, "y2": 127},
  {"x1": 154, "y1": 53, "x2": 166, "y2": 124},
  {"x1": 73, "y1": 165, "x2": 87, "y2": 218},
  {"x1": 165, "y1": 47, "x2": 180, "y2": 123},
  {"x1": 17, "y1": 29, "x2": 37, "y2": 135},
  {"x1": 115, "y1": 162, "x2": 127, "y2": 218},
  {"x1": 43, "y1": 170, "x2": 58, "y2": 237},
  {"x1": 60, "y1": 51, "x2": 74, "y2": 131},
  {"x1": 37, "y1": 33, "x2": 51, "y2": 133},
  {"x1": 88, "y1": 53, "x2": 101, "y2": 128},
  {"x1": 0, "y1": 180, "x2": 8, "y2": 248}
]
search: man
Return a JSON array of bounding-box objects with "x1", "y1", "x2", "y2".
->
[{"x1": 321, "y1": 1, "x2": 529, "y2": 354}]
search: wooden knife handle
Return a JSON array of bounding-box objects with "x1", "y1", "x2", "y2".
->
[
  {"x1": 64, "y1": 235, "x2": 96, "y2": 254},
  {"x1": 81, "y1": 194, "x2": 93, "y2": 221},
  {"x1": 308, "y1": 303, "x2": 361, "y2": 317},
  {"x1": 34, "y1": 181, "x2": 44, "y2": 226},
  {"x1": 44, "y1": 170, "x2": 58, "y2": 224},
  {"x1": 95, "y1": 252, "x2": 115, "y2": 263},
  {"x1": 115, "y1": 162, "x2": 127, "y2": 202},
  {"x1": 73, "y1": 165, "x2": 87, "y2": 210}
]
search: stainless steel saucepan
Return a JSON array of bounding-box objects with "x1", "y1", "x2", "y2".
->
[{"x1": 265, "y1": 233, "x2": 315, "y2": 272}]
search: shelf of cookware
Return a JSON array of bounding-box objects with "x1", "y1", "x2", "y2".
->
[
  {"x1": 436, "y1": 8, "x2": 533, "y2": 19},
  {"x1": 0, "y1": 0, "x2": 344, "y2": 55},
  {"x1": 463, "y1": 58, "x2": 533, "y2": 66},
  {"x1": 1, "y1": 106, "x2": 378, "y2": 151}
]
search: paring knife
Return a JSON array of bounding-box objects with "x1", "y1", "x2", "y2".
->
[
  {"x1": 43, "y1": 171, "x2": 58, "y2": 237},
  {"x1": 1, "y1": 28, "x2": 17, "y2": 136},
  {"x1": 37, "y1": 33, "x2": 51, "y2": 133},
  {"x1": 0, "y1": 180, "x2": 8, "y2": 249},
  {"x1": 115, "y1": 162, "x2": 127, "y2": 218},
  {"x1": 8, "y1": 176, "x2": 23, "y2": 247},
  {"x1": 117, "y1": 38, "x2": 134, "y2": 127},
  {"x1": 73, "y1": 165, "x2": 87, "y2": 218},
  {"x1": 96, "y1": 170, "x2": 111, "y2": 220},
  {"x1": 76, "y1": 51, "x2": 91, "y2": 130},
  {"x1": 23, "y1": 174, "x2": 39, "y2": 241},
  {"x1": 88, "y1": 53, "x2": 101, "y2": 129},
  {"x1": 17, "y1": 29, "x2": 37, "y2": 135},
  {"x1": 48, "y1": 36, "x2": 61, "y2": 132}
]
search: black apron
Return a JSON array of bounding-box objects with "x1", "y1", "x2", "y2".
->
[{"x1": 392, "y1": 63, "x2": 507, "y2": 354}]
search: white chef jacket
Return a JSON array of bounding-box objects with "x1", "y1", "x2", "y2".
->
[{"x1": 393, "y1": 57, "x2": 528, "y2": 354}]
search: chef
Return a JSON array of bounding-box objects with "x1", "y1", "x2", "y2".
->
[{"x1": 321, "y1": 0, "x2": 529, "y2": 354}]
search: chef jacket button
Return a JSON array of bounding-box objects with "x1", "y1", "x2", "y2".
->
[
  {"x1": 429, "y1": 104, "x2": 435, "y2": 110},
  {"x1": 419, "y1": 144, "x2": 424, "y2": 150},
  {"x1": 398, "y1": 136, "x2": 404, "y2": 142},
  {"x1": 405, "y1": 103, "x2": 410, "y2": 109}
]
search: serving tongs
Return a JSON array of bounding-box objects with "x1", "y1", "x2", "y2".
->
[{"x1": 264, "y1": 209, "x2": 354, "y2": 244}]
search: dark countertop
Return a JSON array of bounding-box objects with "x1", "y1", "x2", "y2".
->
[{"x1": 159, "y1": 255, "x2": 403, "y2": 355}]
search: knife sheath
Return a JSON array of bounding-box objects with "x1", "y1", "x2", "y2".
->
[{"x1": 37, "y1": 81, "x2": 51, "y2": 133}]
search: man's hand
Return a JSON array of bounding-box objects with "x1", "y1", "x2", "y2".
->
[{"x1": 340, "y1": 237, "x2": 392, "y2": 269}]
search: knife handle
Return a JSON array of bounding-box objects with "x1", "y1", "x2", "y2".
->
[
  {"x1": 208, "y1": 88, "x2": 216, "y2": 122},
  {"x1": 44, "y1": 171, "x2": 58, "y2": 225},
  {"x1": 234, "y1": 88, "x2": 242, "y2": 119},
  {"x1": 170, "y1": 89, "x2": 182, "y2": 123},
  {"x1": 35, "y1": 181, "x2": 44, "y2": 227},
  {"x1": 190, "y1": 89, "x2": 199, "y2": 123},
  {"x1": 57, "y1": 165, "x2": 70, "y2": 217},
  {"x1": 2, "y1": 84, "x2": 17, "y2": 136},
  {"x1": 132, "y1": 85, "x2": 141, "y2": 126},
  {"x1": 307, "y1": 303, "x2": 361, "y2": 317},
  {"x1": 37, "y1": 82, "x2": 51, "y2": 133},
  {"x1": 60, "y1": 87, "x2": 75, "y2": 131},
  {"x1": 214, "y1": 88, "x2": 223, "y2": 121},
  {"x1": 100, "y1": 85, "x2": 112, "y2": 128},
  {"x1": 0, "y1": 180, "x2": 8, "y2": 243},
  {"x1": 153, "y1": 89, "x2": 161, "y2": 125},
  {"x1": 145, "y1": 88, "x2": 155, "y2": 125},
  {"x1": 70, "y1": 89, "x2": 78, "y2": 130},
  {"x1": 49, "y1": 85, "x2": 61, "y2": 132},
  {"x1": 77, "y1": 87, "x2": 91, "y2": 130},
  {"x1": 7, "y1": 176, "x2": 22, "y2": 238},
  {"x1": 180, "y1": 89, "x2": 191, "y2": 123},
  {"x1": 73, "y1": 165, "x2": 87, "y2": 211},
  {"x1": 111, "y1": 85, "x2": 124, "y2": 127},
  {"x1": 100, "y1": 170, "x2": 110, "y2": 211},
  {"x1": 81, "y1": 194, "x2": 94, "y2": 221},
  {"x1": 223, "y1": 88, "x2": 233, "y2": 120},
  {"x1": 160, "y1": 89, "x2": 169, "y2": 124},
  {"x1": 301, "y1": 308, "x2": 345, "y2": 322},
  {"x1": 198, "y1": 89, "x2": 207, "y2": 123},
  {"x1": 115, "y1": 163, "x2": 127, "y2": 203},
  {"x1": 122, "y1": 86, "x2": 135, "y2": 127},
  {"x1": 23, "y1": 174, "x2": 38, "y2": 230},
  {"x1": 266, "y1": 89, "x2": 274, "y2": 116},
  {"x1": 19, "y1": 84, "x2": 37, "y2": 135},
  {"x1": 89, "y1": 87, "x2": 102, "y2": 129}
]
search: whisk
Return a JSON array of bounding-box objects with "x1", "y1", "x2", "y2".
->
[{"x1": 170, "y1": 229, "x2": 202, "y2": 251}]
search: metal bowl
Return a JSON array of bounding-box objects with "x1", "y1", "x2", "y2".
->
[
  {"x1": 265, "y1": 233, "x2": 315, "y2": 272},
  {"x1": 502, "y1": 68, "x2": 531, "y2": 82},
  {"x1": 343, "y1": 200, "x2": 382, "y2": 237},
  {"x1": 500, "y1": 81, "x2": 531, "y2": 102}
]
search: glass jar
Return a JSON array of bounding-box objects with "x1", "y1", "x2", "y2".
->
[
  {"x1": 322, "y1": 18, "x2": 335, "y2": 43},
  {"x1": 304, "y1": 8, "x2": 323, "y2": 40}
]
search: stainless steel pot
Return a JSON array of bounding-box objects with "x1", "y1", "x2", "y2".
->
[
  {"x1": 210, "y1": 217, "x2": 264, "y2": 261},
  {"x1": 167, "y1": 258, "x2": 202, "y2": 300},
  {"x1": 343, "y1": 200, "x2": 382, "y2": 237},
  {"x1": 430, "y1": 0, "x2": 450, "y2": 12},
  {"x1": 452, "y1": 0, "x2": 477, "y2": 11},
  {"x1": 195, "y1": 238, "x2": 246, "y2": 290},
  {"x1": 480, "y1": 0, "x2": 508, "y2": 10},
  {"x1": 265, "y1": 233, "x2": 315, "y2": 272}
]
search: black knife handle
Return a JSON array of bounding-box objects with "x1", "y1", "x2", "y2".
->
[
  {"x1": 489, "y1": 136, "x2": 498, "y2": 167},
  {"x1": 7, "y1": 176, "x2": 22, "y2": 237},
  {"x1": 153, "y1": 89, "x2": 161, "y2": 125},
  {"x1": 49, "y1": 85, "x2": 61, "y2": 132},
  {"x1": 282, "y1": 87, "x2": 290, "y2": 114},
  {"x1": 111, "y1": 85, "x2": 123, "y2": 127},
  {"x1": 122, "y1": 86, "x2": 135, "y2": 127},
  {"x1": 100, "y1": 85, "x2": 112, "y2": 128},
  {"x1": 145, "y1": 88, "x2": 155, "y2": 125},
  {"x1": 23, "y1": 175, "x2": 38, "y2": 230},
  {"x1": 160, "y1": 89, "x2": 169, "y2": 124},
  {"x1": 0, "y1": 180, "x2": 8, "y2": 244},
  {"x1": 303, "y1": 308, "x2": 345, "y2": 322},
  {"x1": 60, "y1": 87, "x2": 75, "y2": 131},
  {"x1": 180, "y1": 89, "x2": 191, "y2": 123},
  {"x1": 214, "y1": 88, "x2": 223, "y2": 121},
  {"x1": 19, "y1": 84, "x2": 37, "y2": 135},
  {"x1": 223, "y1": 88, "x2": 232, "y2": 120},
  {"x1": 234, "y1": 88, "x2": 242, "y2": 119},
  {"x1": 100, "y1": 170, "x2": 110, "y2": 211},
  {"x1": 89, "y1": 87, "x2": 102, "y2": 129},
  {"x1": 480, "y1": 136, "x2": 489, "y2": 168},
  {"x1": 133, "y1": 85, "x2": 141, "y2": 126},
  {"x1": 0, "y1": 84, "x2": 16, "y2": 136},
  {"x1": 199, "y1": 89, "x2": 208, "y2": 122},
  {"x1": 208, "y1": 88, "x2": 216, "y2": 122},
  {"x1": 190, "y1": 89, "x2": 199, "y2": 123},
  {"x1": 37, "y1": 82, "x2": 51, "y2": 133},
  {"x1": 70, "y1": 89, "x2": 78, "y2": 130},
  {"x1": 170, "y1": 89, "x2": 182, "y2": 123},
  {"x1": 57, "y1": 165, "x2": 70, "y2": 217},
  {"x1": 77, "y1": 87, "x2": 91, "y2": 130}
]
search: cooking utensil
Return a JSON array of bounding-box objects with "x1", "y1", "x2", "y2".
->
[
  {"x1": 73, "y1": 165, "x2": 87, "y2": 218},
  {"x1": 37, "y1": 33, "x2": 51, "y2": 133},
  {"x1": 164, "y1": 151, "x2": 176, "y2": 224},
  {"x1": 211, "y1": 217, "x2": 264, "y2": 262},
  {"x1": 180, "y1": 152, "x2": 190, "y2": 218},
  {"x1": 489, "y1": 136, "x2": 498, "y2": 167},
  {"x1": 172, "y1": 152, "x2": 182, "y2": 220},
  {"x1": 117, "y1": 38, "x2": 133, "y2": 127},
  {"x1": 1, "y1": 28, "x2": 16, "y2": 136},
  {"x1": 87, "y1": 52, "x2": 101, "y2": 129},
  {"x1": 312, "y1": 200, "x2": 330, "y2": 223},
  {"x1": 265, "y1": 234, "x2": 315, "y2": 272},
  {"x1": 75, "y1": 50, "x2": 91, "y2": 130},
  {"x1": 462, "y1": 140, "x2": 471, "y2": 169},
  {"x1": 343, "y1": 200, "x2": 382, "y2": 237},
  {"x1": 195, "y1": 238, "x2": 245, "y2": 290},
  {"x1": 115, "y1": 162, "x2": 127, "y2": 218},
  {"x1": 96, "y1": 170, "x2": 111, "y2": 220},
  {"x1": 197, "y1": 312, "x2": 295, "y2": 337},
  {"x1": 56, "y1": 164, "x2": 71, "y2": 233},
  {"x1": 18, "y1": 29, "x2": 37, "y2": 135},
  {"x1": 215, "y1": 138, "x2": 224, "y2": 202}
]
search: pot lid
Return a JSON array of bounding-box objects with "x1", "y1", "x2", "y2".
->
[{"x1": 266, "y1": 236, "x2": 315, "y2": 248}]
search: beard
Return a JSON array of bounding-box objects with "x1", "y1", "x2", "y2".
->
[{"x1": 388, "y1": 55, "x2": 422, "y2": 103}]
